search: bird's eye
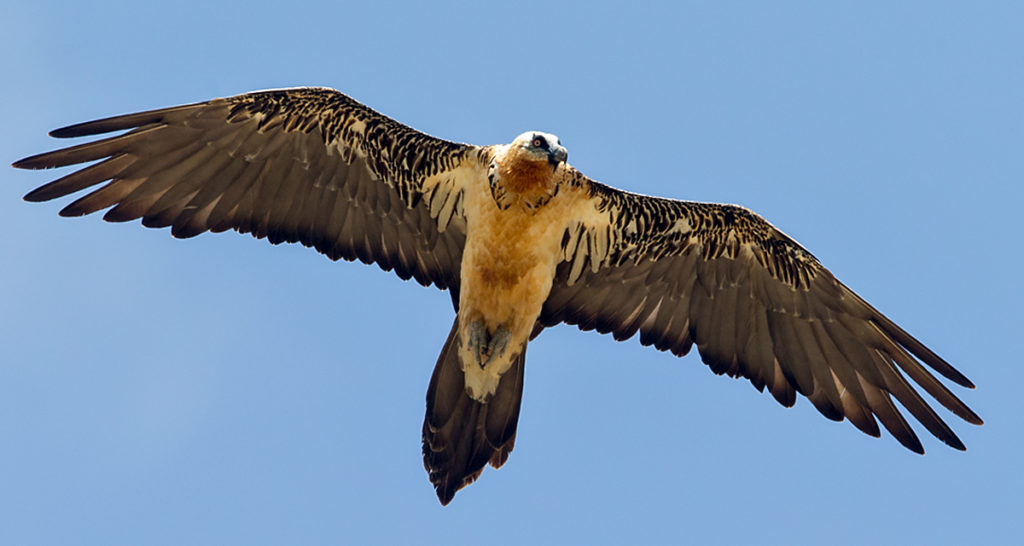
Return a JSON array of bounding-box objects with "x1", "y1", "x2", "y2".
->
[{"x1": 532, "y1": 136, "x2": 546, "y2": 148}]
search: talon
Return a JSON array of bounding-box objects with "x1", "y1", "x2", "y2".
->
[
  {"x1": 467, "y1": 321, "x2": 487, "y2": 368},
  {"x1": 487, "y1": 326, "x2": 511, "y2": 364},
  {"x1": 465, "y1": 321, "x2": 513, "y2": 368}
]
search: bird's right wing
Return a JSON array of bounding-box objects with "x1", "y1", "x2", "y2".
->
[{"x1": 14, "y1": 87, "x2": 488, "y2": 296}]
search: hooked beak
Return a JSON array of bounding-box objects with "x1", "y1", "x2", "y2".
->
[{"x1": 547, "y1": 144, "x2": 568, "y2": 167}]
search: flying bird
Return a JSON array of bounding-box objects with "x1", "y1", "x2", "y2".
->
[{"x1": 13, "y1": 87, "x2": 982, "y2": 505}]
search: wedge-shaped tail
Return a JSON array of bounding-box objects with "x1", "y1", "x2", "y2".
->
[{"x1": 422, "y1": 319, "x2": 526, "y2": 505}]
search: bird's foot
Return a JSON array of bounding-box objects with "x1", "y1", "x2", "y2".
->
[
  {"x1": 466, "y1": 321, "x2": 511, "y2": 368},
  {"x1": 489, "y1": 325, "x2": 510, "y2": 362},
  {"x1": 467, "y1": 321, "x2": 487, "y2": 367}
]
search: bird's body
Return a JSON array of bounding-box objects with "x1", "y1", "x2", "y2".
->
[
  {"x1": 459, "y1": 136, "x2": 577, "y2": 399},
  {"x1": 13, "y1": 87, "x2": 981, "y2": 505}
]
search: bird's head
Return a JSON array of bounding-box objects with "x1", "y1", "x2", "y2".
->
[{"x1": 513, "y1": 131, "x2": 568, "y2": 168}]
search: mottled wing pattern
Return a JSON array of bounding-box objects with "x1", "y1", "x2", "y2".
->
[
  {"x1": 542, "y1": 171, "x2": 981, "y2": 453},
  {"x1": 14, "y1": 87, "x2": 482, "y2": 294}
]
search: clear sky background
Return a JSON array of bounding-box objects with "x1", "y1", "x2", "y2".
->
[{"x1": 2, "y1": 2, "x2": 1021, "y2": 544}]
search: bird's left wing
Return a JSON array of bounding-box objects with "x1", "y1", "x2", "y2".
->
[
  {"x1": 542, "y1": 171, "x2": 981, "y2": 453},
  {"x1": 14, "y1": 87, "x2": 485, "y2": 295}
]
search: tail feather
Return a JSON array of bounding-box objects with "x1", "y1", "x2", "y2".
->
[{"x1": 422, "y1": 319, "x2": 526, "y2": 505}]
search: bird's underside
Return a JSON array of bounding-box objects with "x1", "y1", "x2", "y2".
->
[{"x1": 13, "y1": 86, "x2": 982, "y2": 505}]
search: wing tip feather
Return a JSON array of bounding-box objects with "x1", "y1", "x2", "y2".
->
[
  {"x1": 13, "y1": 154, "x2": 58, "y2": 171},
  {"x1": 23, "y1": 188, "x2": 52, "y2": 202},
  {"x1": 50, "y1": 125, "x2": 90, "y2": 139}
]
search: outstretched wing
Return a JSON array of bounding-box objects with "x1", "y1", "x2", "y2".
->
[
  {"x1": 543, "y1": 172, "x2": 982, "y2": 453},
  {"x1": 14, "y1": 87, "x2": 483, "y2": 295}
]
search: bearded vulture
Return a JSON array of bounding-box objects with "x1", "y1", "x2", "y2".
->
[{"x1": 13, "y1": 87, "x2": 982, "y2": 505}]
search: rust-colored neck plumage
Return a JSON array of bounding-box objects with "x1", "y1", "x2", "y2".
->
[{"x1": 492, "y1": 145, "x2": 558, "y2": 210}]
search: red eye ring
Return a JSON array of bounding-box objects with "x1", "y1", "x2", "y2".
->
[{"x1": 532, "y1": 138, "x2": 543, "y2": 147}]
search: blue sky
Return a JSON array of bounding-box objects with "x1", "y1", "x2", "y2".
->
[{"x1": 2, "y1": 2, "x2": 1021, "y2": 544}]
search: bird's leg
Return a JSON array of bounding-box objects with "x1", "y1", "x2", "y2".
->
[{"x1": 465, "y1": 321, "x2": 512, "y2": 368}]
